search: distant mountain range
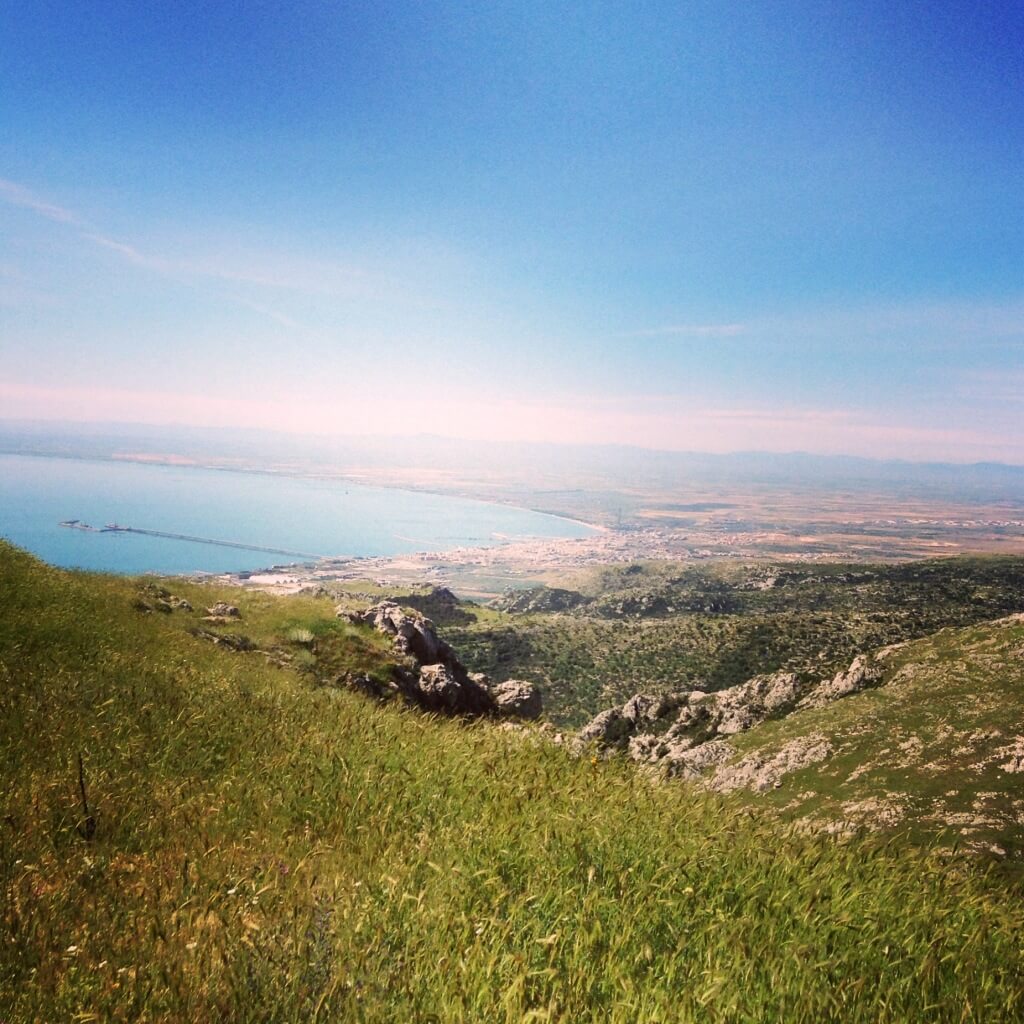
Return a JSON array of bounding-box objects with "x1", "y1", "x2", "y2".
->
[{"x1": 4, "y1": 418, "x2": 1024, "y2": 501}]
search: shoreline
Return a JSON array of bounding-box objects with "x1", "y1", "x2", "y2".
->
[
  {"x1": 1, "y1": 448, "x2": 609, "y2": 537},
  {"x1": 7, "y1": 449, "x2": 1024, "y2": 599},
  {"x1": 0, "y1": 451, "x2": 606, "y2": 587}
]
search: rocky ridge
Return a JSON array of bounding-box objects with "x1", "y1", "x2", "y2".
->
[
  {"x1": 342, "y1": 600, "x2": 542, "y2": 720},
  {"x1": 577, "y1": 650, "x2": 890, "y2": 790}
]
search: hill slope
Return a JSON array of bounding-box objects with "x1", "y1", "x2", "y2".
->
[
  {"x1": 441, "y1": 557, "x2": 1024, "y2": 725},
  {"x1": 710, "y1": 615, "x2": 1024, "y2": 853},
  {"x1": 2, "y1": 542, "x2": 1024, "y2": 1022},
  {"x1": 578, "y1": 613, "x2": 1024, "y2": 855}
]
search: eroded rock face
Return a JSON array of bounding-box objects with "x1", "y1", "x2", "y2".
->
[
  {"x1": 707, "y1": 735, "x2": 834, "y2": 793},
  {"x1": 492, "y1": 680, "x2": 543, "y2": 720},
  {"x1": 348, "y1": 601, "x2": 454, "y2": 667},
  {"x1": 343, "y1": 601, "x2": 543, "y2": 720},
  {"x1": 576, "y1": 650, "x2": 890, "y2": 790},
  {"x1": 577, "y1": 671, "x2": 809, "y2": 760},
  {"x1": 798, "y1": 655, "x2": 884, "y2": 709}
]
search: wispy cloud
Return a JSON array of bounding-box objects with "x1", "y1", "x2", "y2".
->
[
  {"x1": 0, "y1": 176, "x2": 413, "y2": 323},
  {"x1": 0, "y1": 177, "x2": 315, "y2": 328},
  {"x1": 756, "y1": 300, "x2": 1024, "y2": 345},
  {"x1": 80, "y1": 232, "x2": 162, "y2": 268},
  {"x1": 0, "y1": 178, "x2": 81, "y2": 225},
  {"x1": 232, "y1": 297, "x2": 302, "y2": 330},
  {"x1": 621, "y1": 323, "x2": 746, "y2": 339}
]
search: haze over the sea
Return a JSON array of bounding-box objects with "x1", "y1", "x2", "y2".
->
[{"x1": 1, "y1": 2, "x2": 1021, "y2": 462}]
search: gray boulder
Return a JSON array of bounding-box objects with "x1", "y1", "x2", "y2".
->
[
  {"x1": 205, "y1": 602, "x2": 241, "y2": 619},
  {"x1": 343, "y1": 600, "x2": 456, "y2": 669},
  {"x1": 492, "y1": 680, "x2": 543, "y2": 720},
  {"x1": 344, "y1": 600, "x2": 496, "y2": 717},
  {"x1": 411, "y1": 664, "x2": 493, "y2": 716}
]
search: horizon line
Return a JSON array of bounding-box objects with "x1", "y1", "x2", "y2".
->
[{"x1": 2, "y1": 415, "x2": 1023, "y2": 472}]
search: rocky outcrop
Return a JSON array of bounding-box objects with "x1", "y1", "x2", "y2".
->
[
  {"x1": 342, "y1": 601, "x2": 543, "y2": 720},
  {"x1": 707, "y1": 735, "x2": 834, "y2": 793},
  {"x1": 798, "y1": 654, "x2": 884, "y2": 709},
  {"x1": 414, "y1": 664, "x2": 494, "y2": 716},
  {"x1": 578, "y1": 671, "x2": 809, "y2": 760},
  {"x1": 205, "y1": 602, "x2": 240, "y2": 621},
  {"x1": 133, "y1": 586, "x2": 193, "y2": 614},
  {"x1": 190, "y1": 627, "x2": 254, "y2": 652},
  {"x1": 576, "y1": 649, "x2": 894, "y2": 788},
  {"x1": 492, "y1": 679, "x2": 543, "y2": 719},
  {"x1": 346, "y1": 601, "x2": 455, "y2": 666},
  {"x1": 664, "y1": 739, "x2": 735, "y2": 780}
]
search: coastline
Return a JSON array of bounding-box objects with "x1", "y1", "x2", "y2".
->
[
  {"x1": 7, "y1": 449, "x2": 1024, "y2": 599},
  {"x1": 2, "y1": 447, "x2": 609, "y2": 536},
  {"x1": 0, "y1": 450, "x2": 604, "y2": 587}
]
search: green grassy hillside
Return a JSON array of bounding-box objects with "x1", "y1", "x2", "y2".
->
[
  {"x1": 705, "y1": 614, "x2": 1024, "y2": 855},
  {"x1": 2, "y1": 542, "x2": 1024, "y2": 1022}
]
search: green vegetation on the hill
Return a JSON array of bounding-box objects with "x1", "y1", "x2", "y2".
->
[
  {"x1": 712, "y1": 613, "x2": 1024, "y2": 854},
  {"x1": 444, "y1": 557, "x2": 1024, "y2": 725},
  {"x1": 3, "y1": 542, "x2": 1024, "y2": 1022}
]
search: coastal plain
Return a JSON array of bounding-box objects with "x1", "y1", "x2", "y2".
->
[{"x1": 226, "y1": 486, "x2": 1024, "y2": 600}]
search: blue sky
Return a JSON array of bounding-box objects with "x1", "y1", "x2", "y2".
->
[{"x1": 1, "y1": 1, "x2": 1022, "y2": 460}]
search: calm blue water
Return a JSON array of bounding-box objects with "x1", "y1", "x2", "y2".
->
[{"x1": 0, "y1": 454, "x2": 594, "y2": 575}]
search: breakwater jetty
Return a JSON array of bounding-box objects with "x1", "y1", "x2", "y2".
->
[
  {"x1": 59, "y1": 519, "x2": 101, "y2": 532},
  {"x1": 60, "y1": 520, "x2": 323, "y2": 561}
]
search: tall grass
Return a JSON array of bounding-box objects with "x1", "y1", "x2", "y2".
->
[{"x1": 1, "y1": 542, "x2": 1022, "y2": 1022}]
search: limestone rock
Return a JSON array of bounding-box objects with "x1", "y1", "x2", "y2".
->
[
  {"x1": 577, "y1": 646, "x2": 897, "y2": 785},
  {"x1": 578, "y1": 708, "x2": 633, "y2": 747},
  {"x1": 707, "y1": 734, "x2": 834, "y2": 793},
  {"x1": 415, "y1": 664, "x2": 493, "y2": 716},
  {"x1": 667, "y1": 738, "x2": 735, "y2": 780},
  {"x1": 998, "y1": 736, "x2": 1024, "y2": 774},
  {"x1": 343, "y1": 600, "x2": 456, "y2": 669},
  {"x1": 344, "y1": 600, "x2": 496, "y2": 717},
  {"x1": 191, "y1": 628, "x2": 253, "y2": 652},
  {"x1": 799, "y1": 655, "x2": 884, "y2": 709},
  {"x1": 577, "y1": 670, "x2": 808, "y2": 762},
  {"x1": 135, "y1": 587, "x2": 192, "y2": 613},
  {"x1": 491, "y1": 679, "x2": 543, "y2": 719},
  {"x1": 712, "y1": 672, "x2": 805, "y2": 734},
  {"x1": 205, "y1": 602, "x2": 241, "y2": 620}
]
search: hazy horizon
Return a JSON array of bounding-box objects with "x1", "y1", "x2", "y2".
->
[
  {"x1": 6, "y1": 416, "x2": 1024, "y2": 480},
  {"x1": 2, "y1": 3, "x2": 1022, "y2": 462}
]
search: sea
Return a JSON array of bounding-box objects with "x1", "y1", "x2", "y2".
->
[{"x1": 0, "y1": 453, "x2": 594, "y2": 575}]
